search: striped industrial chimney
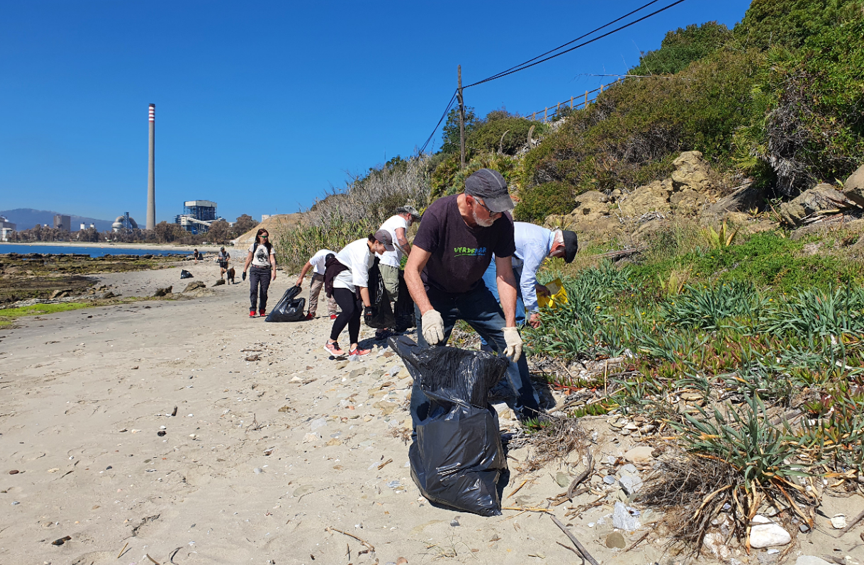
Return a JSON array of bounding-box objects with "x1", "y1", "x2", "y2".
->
[{"x1": 146, "y1": 103, "x2": 156, "y2": 230}]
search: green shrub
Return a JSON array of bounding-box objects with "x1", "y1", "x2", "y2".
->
[
  {"x1": 521, "y1": 48, "x2": 763, "y2": 195},
  {"x1": 513, "y1": 181, "x2": 575, "y2": 222},
  {"x1": 631, "y1": 22, "x2": 732, "y2": 76},
  {"x1": 734, "y1": 0, "x2": 864, "y2": 51},
  {"x1": 734, "y1": 17, "x2": 864, "y2": 194}
]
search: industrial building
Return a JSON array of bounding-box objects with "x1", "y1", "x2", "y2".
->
[
  {"x1": 175, "y1": 200, "x2": 224, "y2": 234},
  {"x1": 53, "y1": 214, "x2": 71, "y2": 232},
  {"x1": 0, "y1": 215, "x2": 16, "y2": 241},
  {"x1": 112, "y1": 213, "x2": 138, "y2": 232}
]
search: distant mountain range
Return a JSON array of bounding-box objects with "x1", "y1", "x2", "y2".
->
[{"x1": 0, "y1": 208, "x2": 114, "y2": 232}]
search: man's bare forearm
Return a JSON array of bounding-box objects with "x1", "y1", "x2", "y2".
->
[{"x1": 497, "y1": 258, "x2": 518, "y2": 327}]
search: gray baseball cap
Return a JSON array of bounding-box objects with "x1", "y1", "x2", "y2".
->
[
  {"x1": 464, "y1": 168, "x2": 515, "y2": 213},
  {"x1": 373, "y1": 229, "x2": 395, "y2": 251},
  {"x1": 395, "y1": 205, "x2": 421, "y2": 220}
]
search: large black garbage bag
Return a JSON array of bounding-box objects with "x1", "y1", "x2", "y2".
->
[
  {"x1": 180, "y1": 269, "x2": 193, "y2": 279},
  {"x1": 393, "y1": 270, "x2": 415, "y2": 331},
  {"x1": 390, "y1": 336, "x2": 509, "y2": 516},
  {"x1": 364, "y1": 260, "x2": 395, "y2": 329},
  {"x1": 265, "y1": 285, "x2": 306, "y2": 322}
]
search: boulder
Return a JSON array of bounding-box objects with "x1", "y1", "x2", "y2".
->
[
  {"x1": 671, "y1": 151, "x2": 713, "y2": 192},
  {"x1": 623, "y1": 446, "x2": 654, "y2": 463},
  {"x1": 153, "y1": 286, "x2": 172, "y2": 297},
  {"x1": 547, "y1": 190, "x2": 625, "y2": 242},
  {"x1": 779, "y1": 183, "x2": 848, "y2": 226},
  {"x1": 617, "y1": 179, "x2": 672, "y2": 217},
  {"x1": 843, "y1": 164, "x2": 864, "y2": 207},
  {"x1": 183, "y1": 281, "x2": 206, "y2": 293},
  {"x1": 670, "y1": 188, "x2": 708, "y2": 216},
  {"x1": 50, "y1": 289, "x2": 72, "y2": 299},
  {"x1": 700, "y1": 183, "x2": 765, "y2": 225}
]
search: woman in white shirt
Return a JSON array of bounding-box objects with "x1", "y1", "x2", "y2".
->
[
  {"x1": 242, "y1": 229, "x2": 277, "y2": 317},
  {"x1": 326, "y1": 230, "x2": 394, "y2": 357}
]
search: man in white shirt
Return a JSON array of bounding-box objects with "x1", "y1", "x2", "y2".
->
[
  {"x1": 375, "y1": 205, "x2": 420, "y2": 338},
  {"x1": 295, "y1": 249, "x2": 338, "y2": 320}
]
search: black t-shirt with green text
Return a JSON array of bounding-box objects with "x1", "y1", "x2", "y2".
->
[{"x1": 412, "y1": 194, "x2": 516, "y2": 294}]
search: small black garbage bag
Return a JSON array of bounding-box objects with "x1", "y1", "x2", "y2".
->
[
  {"x1": 393, "y1": 270, "x2": 415, "y2": 331},
  {"x1": 390, "y1": 336, "x2": 509, "y2": 516},
  {"x1": 364, "y1": 260, "x2": 395, "y2": 329},
  {"x1": 265, "y1": 285, "x2": 306, "y2": 322},
  {"x1": 180, "y1": 269, "x2": 193, "y2": 279}
]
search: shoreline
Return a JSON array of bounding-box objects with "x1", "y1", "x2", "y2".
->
[{"x1": 0, "y1": 241, "x2": 224, "y2": 252}]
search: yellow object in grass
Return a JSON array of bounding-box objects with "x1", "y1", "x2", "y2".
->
[{"x1": 538, "y1": 278, "x2": 568, "y2": 310}]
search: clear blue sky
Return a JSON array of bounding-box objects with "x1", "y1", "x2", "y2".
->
[{"x1": 0, "y1": 0, "x2": 752, "y2": 224}]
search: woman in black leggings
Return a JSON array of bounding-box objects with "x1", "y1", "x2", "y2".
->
[{"x1": 326, "y1": 231, "x2": 393, "y2": 357}]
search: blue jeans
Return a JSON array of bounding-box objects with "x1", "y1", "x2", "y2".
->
[
  {"x1": 479, "y1": 262, "x2": 525, "y2": 348},
  {"x1": 410, "y1": 284, "x2": 541, "y2": 425}
]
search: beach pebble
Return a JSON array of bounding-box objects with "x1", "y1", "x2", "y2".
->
[
  {"x1": 555, "y1": 472, "x2": 570, "y2": 488},
  {"x1": 603, "y1": 475, "x2": 616, "y2": 485},
  {"x1": 624, "y1": 446, "x2": 654, "y2": 463},
  {"x1": 795, "y1": 558, "x2": 833, "y2": 565},
  {"x1": 831, "y1": 514, "x2": 847, "y2": 529},
  {"x1": 450, "y1": 519, "x2": 460, "y2": 527},
  {"x1": 605, "y1": 531, "x2": 626, "y2": 549},
  {"x1": 749, "y1": 515, "x2": 791, "y2": 548},
  {"x1": 254, "y1": 467, "x2": 263, "y2": 474},
  {"x1": 8, "y1": 470, "x2": 19, "y2": 475}
]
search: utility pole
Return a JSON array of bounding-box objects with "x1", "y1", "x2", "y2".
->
[{"x1": 457, "y1": 65, "x2": 465, "y2": 170}]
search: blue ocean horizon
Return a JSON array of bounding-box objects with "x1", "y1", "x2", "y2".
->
[{"x1": 0, "y1": 243, "x2": 192, "y2": 257}]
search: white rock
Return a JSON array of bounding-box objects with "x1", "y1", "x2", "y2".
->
[
  {"x1": 795, "y1": 557, "x2": 834, "y2": 565},
  {"x1": 303, "y1": 433, "x2": 319, "y2": 443},
  {"x1": 624, "y1": 446, "x2": 654, "y2": 463},
  {"x1": 831, "y1": 514, "x2": 847, "y2": 529},
  {"x1": 619, "y1": 474, "x2": 643, "y2": 496},
  {"x1": 750, "y1": 515, "x2": 791, "y2": 548},
  {"x1": 703, "y1": 532, "x2": 731, "y2": 561},
  {"x1": 612, "y1": 502, "x2": 640, "y2": 531}
]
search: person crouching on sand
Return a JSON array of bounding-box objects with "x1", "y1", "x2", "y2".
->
[
  {"x1": 242, "y1": 229, "x2": 277, "y2": 318},
  {"x1": 323, "y1": 231, "x2": 394, "y2": 357}
]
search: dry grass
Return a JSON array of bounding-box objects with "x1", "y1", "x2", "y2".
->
[{"x1": 639, "y1": 450, "x2": 815, "y2": 554}]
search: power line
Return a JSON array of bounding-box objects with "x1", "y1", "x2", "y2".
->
[
  {"x1": 417, "y1": 0, "x2": 688, "y2": 154},
  {"x1": 464, "y1": 0, "x2": 688, "y2": 88},
  {"x1": 468, "y1": 0, "x2": 664, "y2": 88},
  {"x1": 419, "y1": 90, "x2": 457, "y2": 155}
]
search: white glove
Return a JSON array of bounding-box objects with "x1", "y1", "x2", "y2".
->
[
  {"x1": 502, "y1": 326, "x2": 523, "y2": 362},
  {"x1": 421, "y1": 309, "x2": 445, "y2": 346}
]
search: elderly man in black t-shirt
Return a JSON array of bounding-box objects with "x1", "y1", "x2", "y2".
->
[{"x1": 404, "y1": 168, "x2": 542, "y2": 425}]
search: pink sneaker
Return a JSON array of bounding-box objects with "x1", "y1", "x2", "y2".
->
[
  {"x1": 324, "y1": 341, "x2": 344, "y2": 356},
  {"x1": 348, "y1": 347, "x2": 371, "y2": 357}
]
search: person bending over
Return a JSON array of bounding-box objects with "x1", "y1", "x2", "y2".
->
[
  {"x1": 404, "y1": 168, "x2": 542, "y2": 424},
  {"x1": 295, "y1": 249, "x2": 338, "y2": 320},
  {"x1": 325, "y1": 231, "x2": 394, "y2": 357}
]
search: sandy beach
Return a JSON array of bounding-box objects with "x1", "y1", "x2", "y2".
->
[{"x1": 1, "y1": 263, "x2": 860, "y2": 565}]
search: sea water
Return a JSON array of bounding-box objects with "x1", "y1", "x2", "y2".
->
[{"x1": 0, "y1": 243, "x2": 192, "y2": 257}]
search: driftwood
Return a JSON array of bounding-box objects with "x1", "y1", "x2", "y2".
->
[
  {"x1": 566, "y1": 449, "x2": 594, "y2": 500},
  {"x1": 551, "y1": 515, "x2": 600, "y2": 565}
]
